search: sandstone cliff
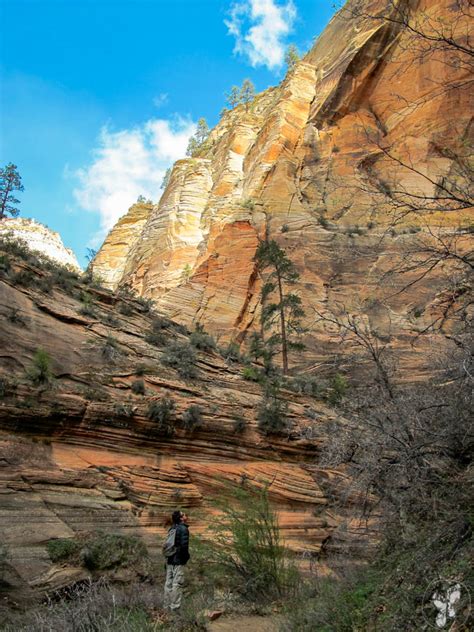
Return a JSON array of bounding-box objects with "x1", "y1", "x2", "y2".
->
[
  {"x1": 92, "y1": 0, "x2": 473, "y2": 378},
  {"x1": 0, "y1": 246, "x2": 362, "y2": 603},
  {"x1": 0, "y1": 218, "x2": 81, "y2": 272}
]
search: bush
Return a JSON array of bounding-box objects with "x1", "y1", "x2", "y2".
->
[
  {"x1": 147, "y1": 397, "x2": 175, "y2": 436},
  {"x1": 0, "y1": 254, "x2": 10, "y2": 274},
  {"x1": 101, "y1": 335, "x2": 120, "y2": 360},
  {"x1": 145, "y1": 317, "x2": 168, "y2": 347},
  {"x1": 47, "y1": 538, "x2": 80, "y2": 563},
  {"x1": 81, "y1": 533, "x2": 147, "y2": 571},
  {"x1": 1, "y1": 579, "x2": 163, "y2": 632},
  {"x1": 257, "y1": 395, "x2": 289, "y2": 435},
  {"x1": 78, "y1": 292, "x2": 97, "y2": 318},
  {"x1": 287, "y1": 374, "x2": 321, "y2": 397},
  {"x1": 26, "y1": 348, "x2": 53, "y2": 385},
  {"x1": 135, "y1": 363, "x2": 152, "y2": 376},
  {"x1": 118, "y1": 301, "x2": 134, "y2": 316},
  {"x1": 326, "y1": 372, "x2": 348, "y2": 405},
  {"x1": 135, "y1": 296, "x2": 154, "y2": 313},
  {"x1": 317, "y1": 215, "x2": 329, "y2": 229},
  {"x1": 190, "y1": 323, "x2": 216, "y2": 352},
  {"x1": 114, "y1": 403, "x2": 134, "y2": 417},
  {"x1": 131, "y1": 379, "x2": 145, "y2": 395},
  {"x1": 281, "y1": 224, "x2": 289, "y2": 233},
  {"x1": 206, "y1": 486, "x2": 297, "y2": 601},
  {"x1": 6, "y1": 307, "x2": 26, "y2": 325},
  {"x1": 182, "y1": 405, "x2": 203, "y2": 432},
  {"x1": 232, "y1": 416, "x2": 247, "y2": 433},
  {"x1": 161, "y1": 341, "x2": 198, "y2": 379},
  {"x1": 220, "y1": 341, "x2": 242, "y2": 362},
  {"x1": 50, "y1": 267, "x2": 78, "y2": 294},
  {"x1": 242, "y1": 365, "x2": 260, "y2": 382},
  {"x1": 11, "y1": 269, "x2": 35, "y2": 287}
]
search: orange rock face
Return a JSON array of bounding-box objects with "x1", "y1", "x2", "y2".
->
[
  {"x1": 0, "y1": 253, "x2": 354, "y2": 600},
  {"x1": 92, "y1": 0, "x2": 472, "y2": 379}
]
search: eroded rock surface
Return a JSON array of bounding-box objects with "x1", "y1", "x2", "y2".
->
[
  {"x1": 0, "y1": 255, "x2": 355, "y2": 601},
  {"x1": 93, "y1": 0, "x2": 473, "y2": 378}
]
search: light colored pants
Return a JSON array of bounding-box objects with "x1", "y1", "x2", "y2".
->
[{"x1": 164, "y1": 564, "x2": 185, "y2": 610}]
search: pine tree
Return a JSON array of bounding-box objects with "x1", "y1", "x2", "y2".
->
[
  {"x1": 284, "y1": 45, "x2": 300, "y2": 72},
  {"x1": 255, "y1": 239, "x2": 305, "y2": 374},
  {"x1": 240, "y1": 79, "x2": 255, "y2": 112},
  {"x1": 161, "y1": 167, "x2": 171, "y2": 190},
  {"x1": 186, "y1": 118, "x2": 210, "y2": 157},
  {"x1": 0, "y1": 163, "x2": 23, "y2": 220},
  {"x1": 226, "y1": 85, "x2": 241, "y2": 109}
]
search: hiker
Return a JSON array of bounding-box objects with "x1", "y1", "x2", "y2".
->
[{"x1": 163, "y1": 510, "x2": 190, "y2": 611}]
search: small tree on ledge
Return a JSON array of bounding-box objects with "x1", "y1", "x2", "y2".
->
[{"x1": 0, "y1": 163, "x2": 23, "y2": 220}]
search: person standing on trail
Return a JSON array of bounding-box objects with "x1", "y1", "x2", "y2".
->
[{"x1": 163, "y1": 510, "x2": 190, "y2": 611}]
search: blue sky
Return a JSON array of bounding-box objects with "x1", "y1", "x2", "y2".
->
[{"x1": 1, "y1": 0, "x2": 336, "y2": 266}]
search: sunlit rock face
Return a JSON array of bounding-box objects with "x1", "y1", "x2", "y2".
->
[
  {"x1": 0, "y1": 254, "x2": 361, "y2": 601},
  {"x1": 93, "y1": 0, "x2": 472, "y2": 377},
  {"x1": 91, "y1": 202, "x2": 153, "y2": 288},
  {"x1": 0, "y1": 218, "x2": 81, "y2": 271}
]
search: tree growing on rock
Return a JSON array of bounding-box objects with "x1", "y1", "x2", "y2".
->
[
  {"x1": 0, "y1": 163, "x2": 23, "y2": 220},
  {"x1": 240, "y1": 79, "x2": 256, "y2": 112},
  {"x1": 186, "y1": 118, "x2": 210, "y2": 157},
  {"x1": 255, "y1": 239, "x2": 305, "y2": 374},
  {"x1": 285, "y1": 44, "x2": 300, "y2": 72}
]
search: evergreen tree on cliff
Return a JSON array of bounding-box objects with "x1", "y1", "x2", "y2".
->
[
  {"x1": 0, "y1": 163, "x2": 23, "y2": 220},
  {"x1": 255, "y1": 239, "x2": 305, "y2": 374}
]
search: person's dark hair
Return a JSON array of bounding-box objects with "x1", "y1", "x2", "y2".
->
[{"x1": 172, "y1": 510, "x2": 182, "y2": 525}]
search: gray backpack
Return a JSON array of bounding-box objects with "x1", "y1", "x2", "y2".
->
[{"x1": 162, "y1": 526, "x2": 177, "y2": 558}]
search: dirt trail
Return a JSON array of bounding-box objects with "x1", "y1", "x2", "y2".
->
[{"x1": 208, "y1": 615, "x2": 281, "y2": 631}]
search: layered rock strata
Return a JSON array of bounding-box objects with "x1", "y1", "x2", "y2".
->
[
  {"x1": 0, "y1": 252, "x2": 360, "y2": 602},
  {"x1": 93, "y1": 0, "x2": 473, "y2": 377}
]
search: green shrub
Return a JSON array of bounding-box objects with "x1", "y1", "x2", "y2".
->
[
  {"x1": 242, "y1": 365, "x2": 260, "y2": 382},
  {"x1": 135, "y1": 296, "x2": 154, "y2": 312},
  {"x1": 317, "y1": 215, "x2": 329, "y2": 229},
  {"x1": 103, "y1": 312, "x2": 119, "y2": 327},
  {"x1": 37, "y1": 275, "x2": 54, "y2": 293},
  {"x1": 81, "y1": 533, "x2": 147, "y2": 571},
  {"x1": 257, "y1": 395, "x2": 289, "y2": 435},
  {"x1": 47, "y1": 538, "x2": 80, "y2": 563},
  {"x1": 367, "y1": 220, "x2": 376, "y2": 230},
  {"x1": 101, "y1": 335, "x2": 120, "y2": 360},
  {"x1": 182, "y1": 405, "x2": 203, "y2": 431},
  {"x1": 147, "y1": 397, "x2": 176, "y2": 436},
  {"x1": 281, "y1": 224, "x2": 289, "y2": 233},
  {"x1": 131, "y1": 379, "x2": 145, "y2": 395},
  {"x1": 26, "y1": 348, "x2": 53, "y2": 385},
  {"x1": 6, "y1": 307, "x2": 26, "y2": 325},
  {"x1": 220, "y1": 341, "x2": 242, "y2": 362},
  {"x1": 135, "y1": 363, "x2": 152, "y2": 376},
  {"x1": 288, "y1": 374, "x2": 321, "y2": 397},
  {"x1": 190, "y1": 323, "x2": 216, "y2": 352},
  {"x1": 11, "y1": 269, "x2": 35, "y2": 287},
  {"x1": 206, "y1": 486, "x2": 297, "y2": 601},
  {"x1": 50, "y1": 267, "x2": 78, "y2": 294},
  {"x1": 118, "y1": 302, "x2": 134, "y2": 316},
  {"x1": 145, "y1": 317, "x2": 168, "y2": 346},
  {"x1": 326, "y1": 372, "x2": 348, "y2": 405},
  {"x1": 0, "y1": 254, "x2": 11, "y2": 274},
  {"x1": 161, "y1": 341, "x2": 198, "y2": 379},
  {"x1": 233, "y1": 416, "x2": 247, "y2": 433},
  {"x1": 114, "y1": 403, "x2": 134, "y2": 417},
  {"x1": 78, "y1": 292, "x2": 97, "y2": 318}
]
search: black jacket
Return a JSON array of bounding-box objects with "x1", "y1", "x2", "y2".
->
[{"x1": 167, "y1": 523, "x2": 190, "y2": 566}]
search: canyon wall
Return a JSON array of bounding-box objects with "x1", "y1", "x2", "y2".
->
[{"x1": 93, "y1": 0, "x2": 473, "y2": 377}]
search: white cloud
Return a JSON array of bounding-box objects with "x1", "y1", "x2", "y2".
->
[
  {"x1": 73, "y1": 117, "x2": 195, "y2": 242},
  {"x1": 225, "y1": 0, "x2": 296, "y2": 70}
]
